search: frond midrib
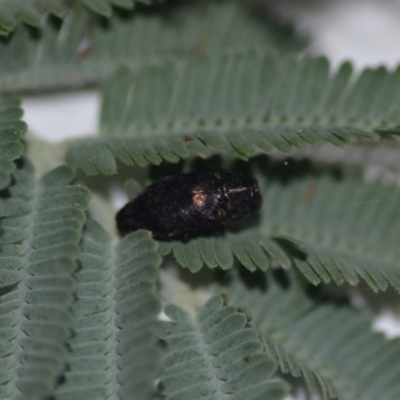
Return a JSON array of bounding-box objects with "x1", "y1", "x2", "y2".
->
[
  {"x1": 102, "y1": 120, "x2": 384, "y2": 136},
  {"x1": 9, "y1": 176, "x2": 41, "y2": 395}
]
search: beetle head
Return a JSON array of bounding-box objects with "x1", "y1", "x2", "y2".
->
[{"x1": 220, "y1": 171, "x2": 262, "y2": 220}]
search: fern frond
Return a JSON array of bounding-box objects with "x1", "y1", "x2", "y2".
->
[
  {"x1": 157, "y1": 157, "x2": 400, "y2": 292},
  {"x1": 159, "y1": 295, "x2": 290, "y2": 400},
  {"x1": 67, "y1": 54, "x2": 400, "y2": 175},
  {"x1": 223, "y1": 271, "x2": 400, "y2": 400},
  {"x1": 0, "y1": 0, "x2": 143, "y2": 35},
  {"x1": 0, "y1": 159, "x2": 90, "y2": 399},
  {"x1": 54, "y1": 223, "x2": 162, "y2": 400},
  {"x1": 0, "y1": 1, "x2": 303, "y2": 93},
  {"x1": 0, "y1": 98, "x2": 27, "y2": 189}
]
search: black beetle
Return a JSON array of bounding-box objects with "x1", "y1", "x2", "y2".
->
[{"x1": 116, "y1": 168, "x2": 262, "y2": 239}]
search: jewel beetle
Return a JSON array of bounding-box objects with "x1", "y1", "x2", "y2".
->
[{"x1": 116, "y1": 168, "x2": 262, "y2": 239}]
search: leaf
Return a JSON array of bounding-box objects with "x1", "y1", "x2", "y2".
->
[
  {"x1": 222, "y1": 270, "x2": 400, "y2": 400},
  {"x1": 0, "y1": 97, "x2": 27, "y2": 190},
  {"x1": 159, "y1": 295, "x2": 290, "y2": 400},
  {"x1": 0, "y1": 1, "x2": 304, "y2": 93},
  {"x1": 0, "y1": 0, "x2": 140, "y2": 35},
  {"x1": 0, "y1": 159, "x2": 90, "y2": 399},
  {"x1": 54, "y1": 222, "x2": 162, "y2": 400},
  {"x1": 67, "y1": 54, "x2": 400, "y2": 175},
  {"x1": 153, "y1": 157, "x2": 400, "y2": 292}
]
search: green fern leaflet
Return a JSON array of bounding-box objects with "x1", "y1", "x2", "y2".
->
[
  {"x1": 0, "y1": 0, "x2": 143, "y2": 35},
  {"x1": 159, "y1": 295, "x2": 289, "y2": 399},
  {"x1": 0, "y1": 98, "x2": 26, "y2": 190},
  {"x1": 223, "y1": 271, "x2": 400, "y2": 400},
  {"x1": 54, "y1": 223, "x2": 162, "y2": 400},
  {"x1": 67, "y1": 53, "x2": 400, "y2": 175},
  {"x1": 0, "y1": 1, "x2": 303, "y2": 92},
  {"x1": 0, "y1": 160, "x2": 90, "y2": 399}
]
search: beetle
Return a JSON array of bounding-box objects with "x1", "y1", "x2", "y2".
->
[{"x1": 116, "y1": 168, "x2": 262, "y2": 239}]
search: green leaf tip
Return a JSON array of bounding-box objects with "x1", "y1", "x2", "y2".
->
[
  {"x1": 40, "y1": 165, "x2": 76, "y2": 187},
  {"x1": 66, "y1": 139, "x2": 117, "y2": 176},
  {"x1": 160, "y1": 295, "x2": 289, "y2": 400},
  {"x1": 196, "y1": 295, "x2": 225, "y2": 323}
]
